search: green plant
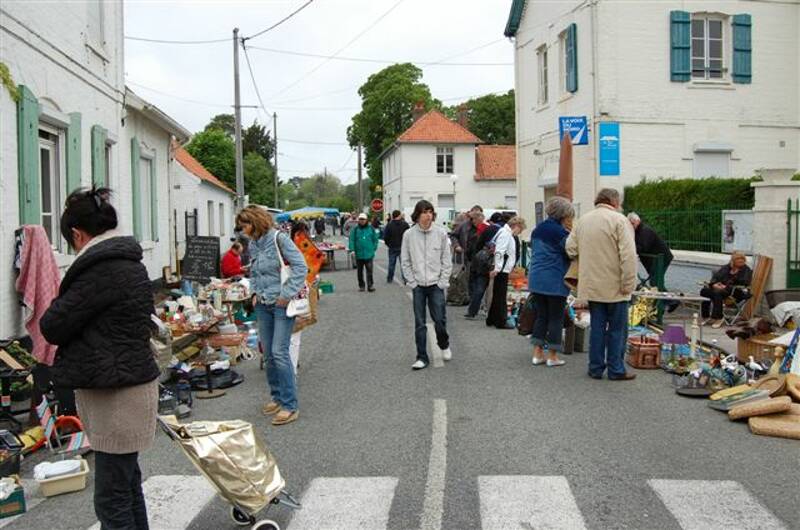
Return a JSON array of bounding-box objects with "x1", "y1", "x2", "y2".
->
[{"x1": 0, "y1": 62, "x2": 20, "y2": 103}]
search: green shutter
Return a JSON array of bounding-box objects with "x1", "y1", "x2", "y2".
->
[
  {"x1": 732, "y1": 14, "x2": 752, "y2": 84},
  {"x1": 150, "y1": 151, "x2": 158, "y2": 241},
  {"x1": 566, "y1": 23, "x2": 578, "y2": 93},
  {"x1": 670, "y1": 11, "x2": 691, "y2": 82},
  {"x1": 91, "y1": 125, "x2": 107, "y2": 187},
  {"x1": 66, "y1": 112, "x2": 82, "y2": 195},
  {"x1": 131, "y1": 137, "x2": 142, "y2": 241},
  {"x1": 17, "y1": 85, "x2": 40, "y2": 225}
]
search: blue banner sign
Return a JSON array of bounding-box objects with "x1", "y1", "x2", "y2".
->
[
  {"x1": 558, "y1": 116, "x2": 588, "y2": 145},
  {"x1": 598, "y1": 122, "x2": 620, "y2": 176}
]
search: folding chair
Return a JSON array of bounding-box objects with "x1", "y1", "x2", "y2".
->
[
  {"x1": 722, "y1": 287, "x2": 752, "y2": 326},
  {"x1": 35, "y1": 396, "x2": 91, "y2": 455}
]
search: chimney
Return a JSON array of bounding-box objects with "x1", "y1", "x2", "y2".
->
[
  {"x1": 456, "y1": 104, "x2": 469, "y2": 129},
  {"x1": 412, "y1": 101, "x2": 426, "y2": 122}
]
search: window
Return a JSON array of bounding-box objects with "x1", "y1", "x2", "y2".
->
[
  {"x1": 693, "y1": 151, "x2": 730, "y2": 178},
  {"x1": 436, "y1": 147, "x2": 454, "y2": 174},
  {"x1": 559, "y1": 24, "x2": 578, "y2": 93},
  {"x1": 505, "y1": 195, "x2": 518, "y2": 210},
  {"x1": 691, "y1": 16, "x2": 725, "y2": 79},
  {"x1": 86, "y1": 0, "x2": 105, "y2": 47},
  {"x1": 219, "y1": 202, "x2": 225, "y2": 236},
  {"x1": 207, "y1": 201, "x2": 216, "y2": 236},
  {"x1": 437, "y1": 194, "x2": 454, "y2": 209},
  {"x1": 537, "y1": 46, "x2": 548, "y2": 105},
  {"x1": 38, "y1": 128, "x2": 64, "y2": 249},
  {"x1": 139, "y1": 158, "x2": 153, "y2": 240}
]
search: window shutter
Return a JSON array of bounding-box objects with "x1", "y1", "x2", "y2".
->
[
  {"x1": 732, "y1": 14, "x2": 752, "y2": 84},
  {"x1": 150, "y1": 152, "x2": 158, "y2": 241},
  {"x1": 66, "y1": 113, "x2": 82, "y2": 195},
  {"x1": 91, "y1": 125, "x2": 107, "y2": 187},
  {"x1": 566, "y1": 23, "x2": 578, "y2": 93},
  {"x1": 670, "y1": 11, "x2": 691, "y2": 82},
  {"x1": 17, "y1": 85, "x2": 40, "y2": 225},
  {"x1": 130, "y1": 137, "x2": 142, "y2": 241}
]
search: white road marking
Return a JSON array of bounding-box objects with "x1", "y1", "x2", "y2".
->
[
  {"x1": 87, "y1": 475, "x2": 216, "y2": 530},
  {"x1": 421, "y1": 399, "x2": 447, "y2": 530},
  {"x1": 649, "y1": 479, "x2": 787, "y2": 530},
  {"x1": 426, "y1": 323, "x2": 445, "y2": 368},
  {"x1": 0, "y1": 478, "x2": 46, "y2": 528},
  {"x1": 287, "y1": 476, "x2": 398, "y2": 530},
  {"x1": 478, "y1": 475, "x2": 587, "y2": 530}
]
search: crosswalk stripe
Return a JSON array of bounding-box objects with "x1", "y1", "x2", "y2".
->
[
  {"x1": 478, "y1": 475, "x2": 588, "y2": 530},
  {"x1": 649, "y1": 479, "x2": 786, "y2": 530},
  {"x1": 287, "y1": 477, "x2": 398, "y2": 530},
  {"x1": 87, "y1": 475, "x2": 216, "y2": 530}
]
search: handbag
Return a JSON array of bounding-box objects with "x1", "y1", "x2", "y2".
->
[{"x1": 273, "y1": 232, "x2": 311, "y2": 317}]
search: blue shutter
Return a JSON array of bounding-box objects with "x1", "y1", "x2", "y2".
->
[
  {"x1": 732, "y1": 14, "x2": 752, "y2": 84},
  {"x1": 670, "y1": 11, "x2": 691, "y2": 82},
  {"x1": 566, "y1": 23, "x2": 578, "y2": 93},
  {"x1": 17, "y1": 85, "x2": 40, "y2": 225}
]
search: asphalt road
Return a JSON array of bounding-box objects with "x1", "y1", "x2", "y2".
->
[{"x1": 8, "y1": 242, "x2": 799, "y2": 530}]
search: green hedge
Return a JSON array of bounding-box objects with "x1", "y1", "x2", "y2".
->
[{"x1": 623, "y1": 178, "x2": 755, "y2": 253}]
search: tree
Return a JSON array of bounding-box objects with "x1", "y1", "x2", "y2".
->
[
  {"x1": 444, "y1": 90, "x2": 515, "y2": 145},
  {"x1": 205, "y1": 114, "x2": 235, "y2": 137},
  {"x1": 242, "y1": 120, "x2": 274, "y2": 162},
  {"x1": 185, "y1": 129, "x2": 236, "y2": 189},
  {"x1": 243, "y1": 152, "x2": 275, "y2": 206},
  {"x1": 347, "y1": 63, "x2": 439, "y2": 192}
]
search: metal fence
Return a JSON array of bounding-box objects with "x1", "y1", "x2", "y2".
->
[{"x1": 633, "y1": 205, "x2": 752, "y2": 253}]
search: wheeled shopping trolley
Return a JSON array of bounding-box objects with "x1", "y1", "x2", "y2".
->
[{"x1": 158, "y1": 416, "x2": 300, "y2": 529}]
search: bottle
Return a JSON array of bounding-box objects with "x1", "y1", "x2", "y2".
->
[{"x1": 689, "y1": 313, "x2": 699, "y2": 357}]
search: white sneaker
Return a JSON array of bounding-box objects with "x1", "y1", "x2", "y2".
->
[
  {"x1": 442, "y1": 348, "x2": 452, "y2": 361},
  {"x1": 547, "y1": 358, "x2": 566, "y2": 367},
  {"x1": 412, "y1": 360, "x2": 428, "y2": 370}
]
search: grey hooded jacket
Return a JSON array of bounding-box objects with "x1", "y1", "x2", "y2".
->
[{"x1": 401, "y1": 223, "x2": 453, "y2": 290}]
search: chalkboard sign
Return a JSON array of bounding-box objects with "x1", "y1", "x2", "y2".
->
[{"x1": 182, "y1": 236, "x2": 220, "y2": 283}]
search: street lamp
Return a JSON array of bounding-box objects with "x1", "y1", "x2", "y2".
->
[{"x1": 450, "y1": 173, "x2": 458, "y2": 220}]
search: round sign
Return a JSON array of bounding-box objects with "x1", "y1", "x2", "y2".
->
[{"x1": 371, "y1": 199, "x2": 384, "y2": 212}]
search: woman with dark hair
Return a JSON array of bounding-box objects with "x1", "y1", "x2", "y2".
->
[
  {"x1": 236, "y1": 205, "x2": 307, "y2": 425},
  {"x1": 40, "y1": 187, "x2": 159, "y2": 529}
]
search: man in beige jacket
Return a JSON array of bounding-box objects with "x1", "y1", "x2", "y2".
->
[{"x1": 566, "y1": 188, "x2": 638, "y2": 380}]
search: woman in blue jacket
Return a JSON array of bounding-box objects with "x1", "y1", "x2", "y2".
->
[
  {"x1": 237, "y1": 206, "x2": 308, "y2": 425},
  {"x1": 528, "y1": 196, "x2": 576, "y2": 367}
]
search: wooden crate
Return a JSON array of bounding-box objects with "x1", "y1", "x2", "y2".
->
[{"x1": 736, "y1": 333, "x2": 779, "y2": 363}]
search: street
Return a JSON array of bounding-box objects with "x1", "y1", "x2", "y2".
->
[{"x1": 6, "y1": 242, "x2": 798, "y2": 530}]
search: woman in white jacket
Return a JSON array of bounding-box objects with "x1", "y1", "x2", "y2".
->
[{"x1": 486, "y1": 216, "x2": 526, "y2": 328}]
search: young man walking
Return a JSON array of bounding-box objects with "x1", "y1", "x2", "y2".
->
[
  {"x1": 348, "y1": 213, "x2": 379, "y2": 292},
  {"x1": 383, "y1": 210, "x2": 410, "y2": 284},
  {"x1": 401, "y1": 200, "x2": 453, "y2": 369}
]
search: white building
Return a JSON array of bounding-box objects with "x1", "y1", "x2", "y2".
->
[
  {"x1": 0, "y1": 3, "x2": 189, "y2": 339},
  {"x1": 380, "y1": 108, "x2": 517, "y2": 222},
  {"x1": 505, "y1": 0, "x2": 800, "y2": 225},
  {"x1": 171, "y1": 141, "x2": 236, "y2": 262}
]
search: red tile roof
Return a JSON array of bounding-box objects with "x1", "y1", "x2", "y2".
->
[
  {"x1": 397, "y1": 110, "x2": 482, "y2": 144},
  {"x1": 172, "y1": 140, "x2": 234, "y2": 194},
  {"x1": 475, "y1": 145, "x2": 516, "y2": 181}
]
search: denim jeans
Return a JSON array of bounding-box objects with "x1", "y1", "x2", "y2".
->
[
  {"x1": 412, "y1": 285, "x2": 449, "y2": 364},
  {"x1": 94, "y1": 451, "x2": 148, "y2": 530},
  {"x1": 588, "y1": 301, "x2": 629, "y2": 378},
  {"x1": 255, "y1": 303, "x2": 298, "y2": 411},
  {"x1": 387, "y1": 248, "x2": 402, "y2": 283},
  {"x1": 531, "y1": 294, "x2": 567, "y2": 352},
  {"x1": 466, "y1": 270, "x2": 488, "y2": 317}
]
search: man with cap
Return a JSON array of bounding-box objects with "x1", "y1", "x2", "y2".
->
[{"x1": 348, "y1": 213, "x2": 380, "y2": 292}]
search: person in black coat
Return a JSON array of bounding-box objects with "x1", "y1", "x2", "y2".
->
[
  {"x1": 383, "y1": 210, "x2": 410, "y2": 283},
  {"x1": 627, "y1": 213, "x2": 673, "y2": 285},
  {"x1": 40, "y1": 188, "x2": 159, "y2": 530},
  {"x1": 700, "y1": 251, "x2": 753, "y2": 328}
]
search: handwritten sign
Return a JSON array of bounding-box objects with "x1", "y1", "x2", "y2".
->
[{"x1": 182, "y1": 236, "x2": 220, "y2": 283}]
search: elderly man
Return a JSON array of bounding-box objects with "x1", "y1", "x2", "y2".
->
[
  {"x1": 450, "y1": 204, "x2": 483, "y2": 259},
  {"x1": 627, "y1": 212, "x2": 673, "y2": 287},
  {"x1": 566, "y1": 188, "x2": 638, "y2": 381}
]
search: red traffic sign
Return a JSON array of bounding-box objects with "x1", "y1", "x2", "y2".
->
[{"x1": 371, "y1": 199, "x2": 384, "y2": 212}]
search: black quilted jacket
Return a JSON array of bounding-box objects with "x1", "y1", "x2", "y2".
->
[{"x1": 40, "y1": 236, "x2": 159, "y2": 389}]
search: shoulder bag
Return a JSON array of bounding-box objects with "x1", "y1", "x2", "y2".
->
[{"x1": 273, "y1": 232, "x2": 311, "y2": 317}]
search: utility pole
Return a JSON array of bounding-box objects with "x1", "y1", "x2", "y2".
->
[
  {"x1": 273, "y1": 112, "x2": 278, "y2": 209},
  {"x1": 357, "y1": 145, "x2": 363, "y2": 213},
  {"x1": 233, "y1": 28, "x2": 244, "y2": 209}
]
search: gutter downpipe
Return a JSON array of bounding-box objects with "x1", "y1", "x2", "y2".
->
[{"x1": 590, "y1": 0, "x2": 600, "y2": 207}]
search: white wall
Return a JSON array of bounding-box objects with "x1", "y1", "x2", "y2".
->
[
  {"x1": 0, "y1": 1, "x2": 125, "y2": 338},
  {"x1": 513, "y1": 0, "x2": 800, "y2": 227}
]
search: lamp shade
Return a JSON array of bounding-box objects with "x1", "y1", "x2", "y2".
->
[{"x1": 662, "y1": 325, "x2": 689, "y2": 345}]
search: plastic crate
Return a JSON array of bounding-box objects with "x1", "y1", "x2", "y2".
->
[
  {"x1": 36, "y1": 458, "x2": 90, "y2": 497},
  {"x1": 0, "y1": 484, "x2": 25, "y2": 519},
  {"x1": 319, "y1": 281, "x2": 334, "y2": 294}
]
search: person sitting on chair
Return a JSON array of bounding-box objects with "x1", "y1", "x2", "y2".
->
[{"x1": 700, "y1": 251, "x2": 752, "y2": 328}]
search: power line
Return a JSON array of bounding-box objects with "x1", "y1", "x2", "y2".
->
[
  {"x1": 281, "y1": 138, "x2": 350, "y2": 146},
  {"x1": 269, "y1": 0, "x2": 407, "y2": 99},
  {"x1": 243, "y1": 0, "x2": 315, "y2": 41},
  {"x1": 125, "y1": 80, "x2": 233, "y2": 108},
  {"x1": 241, "y1": 42, "x2": 273, "y2": 117},
  {"x1": 246, "y1": 44, "x2": 512, "y2": 66}
]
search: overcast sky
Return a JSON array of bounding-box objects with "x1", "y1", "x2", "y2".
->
[{"x1": 124, "y1": 0, "x2": 515, "y2": 185}]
